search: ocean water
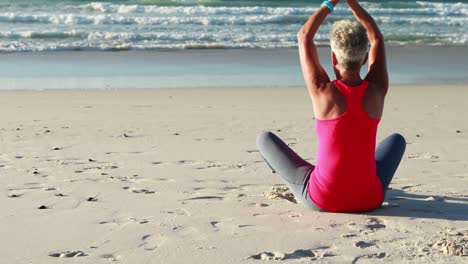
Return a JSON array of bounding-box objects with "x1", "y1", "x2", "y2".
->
[{"x1": 0, "y1": 0, "x2": 466, "y2": 52}]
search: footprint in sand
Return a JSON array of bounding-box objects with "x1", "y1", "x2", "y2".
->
[
  {"x1": 249, "y1": 252, "x2": 286, "y2": 261},
  {"x1": 139, "y1": 234, "x2": 162, "y2": 251},
  {"x1": 83, "y1": 165, "x2": 119, "y2": 172},
  {"x1": 209, "y1": 221, "x2": 219, "y2": 227},
  {"x1": 287, "y1": 212, "x2": 303, "y2": 218},
  {"x1": 341, "y1": 233, "x2": 358, "y2": 238},
  {"x1": 109, "y1": 175, "x2": 139, "y2": 183},
  {"x1": 249, "y1": 249, "x2": 316, "y2": 261},
  {"x1": 175, "y1": 160, "x2": 197, "y2": 165},
  {"x1": 352, "y1": 253, "x2": 386, "y2": 263},
  {"x1": 184, "y1": 196, "x2": 224, "y2": 201},
  {"x1": 87, "y1": 196, "x2": 99, "y2": 202},
  {"x1": 48, "y1": 251, "x2": 87, "y2": 258},
  {"x1": 427, "y1": 229, "x2": 467, "y2": 256},
  {"x1": 130, "y1": 188, "x2": 155, "y2": 194},
  {"x1": 262, "y1": 186, "x2": 297, "y2": 203},
  {"x1": 173, "y1": 160, "x2": 247, "y2": 170},
  {"x1": 354, "y1": 241, "x2": 376, "y2": 249},
  {"x1": 365, "y1": 218, "x2": 386, "y2": 231},
  {"x1": 196, "y1": 162, "x2": 247, "y2": 170},
  {"x1": 407, "y1": 153, "x2": 439, "y2": 160},
  {"x1": 99, "y1": 217, "x2": 152, "y2": 227},
  {"x1": 101, "y1": 253, "x2": 119, "y2": 262}
]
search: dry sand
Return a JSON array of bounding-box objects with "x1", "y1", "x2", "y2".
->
[{"x1": 0, "y1": 85, "x2": 467, "y2": 263}]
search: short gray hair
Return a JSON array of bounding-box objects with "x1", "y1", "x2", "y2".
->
[{"x1": 330, "y1": 20, "x2": 369, "y2": 70}]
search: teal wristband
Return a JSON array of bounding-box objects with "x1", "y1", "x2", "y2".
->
[{"x1": 321, "y1": 1, "x2": 334, "y2": 13}]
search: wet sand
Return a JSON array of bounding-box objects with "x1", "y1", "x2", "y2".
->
[{"x1": 0, "y1": 46, "x2": 467, "y2": 90}]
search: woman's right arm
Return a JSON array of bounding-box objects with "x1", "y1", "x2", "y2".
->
[
  {"x1": 297, "y1": 0, "x2": 340, "y2": 93},
  {"x1": 346, "y1": 0, "x2": 388, "y2": 95}
]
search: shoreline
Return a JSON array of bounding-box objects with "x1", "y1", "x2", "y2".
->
[
  {"x1": 0, "y1": 43, "x2": 467, "y2": 54},
  {"x1": 0, "y1": 46, "x2": 467, "y2": 90},
  {"x1": 0, "y1": 83, "x2": 466, "y2": 92}
]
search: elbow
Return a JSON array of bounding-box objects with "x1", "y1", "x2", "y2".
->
[
  {"x1": 297, "y1": 28, "x2": 314, "y2": 40},
  {"x1": 297, "y1": 31, "x2": 306, "y2": 41},
  {"x1": 297, "y1": 32, "x2": 313, "y2": 46},
  {"x1": 369, "y1": 32, "x2": 384, "y2": 44},
  {"x1": 368, "y1": 26, "x2": 384, "y2": 41}
]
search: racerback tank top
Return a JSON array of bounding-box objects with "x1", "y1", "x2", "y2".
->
[{"x1": 308, "y1": 80, "x2": 384, "y2": 212}]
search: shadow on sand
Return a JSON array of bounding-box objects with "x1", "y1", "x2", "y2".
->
[{"x1": 370, "y1": 189, "x2": 468, "y2": 221}]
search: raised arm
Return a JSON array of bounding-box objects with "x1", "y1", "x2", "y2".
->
[
  {"x1": 297, "y1": 0, "x2": 339, "y2": 92},
  {"x1": 346, "y1": 0, "x2": 388, "y2": 95}
]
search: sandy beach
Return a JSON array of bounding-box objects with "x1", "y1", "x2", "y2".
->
[
  {"x1": 1, "y1": 0, "x2": 467, "y2": 263},
  {"x1": 0, "y1": 85, "x2": 467, "y2": 263}
]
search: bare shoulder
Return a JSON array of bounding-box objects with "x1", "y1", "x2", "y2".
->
[
  {"x1": 308, "y1": 81, "x2": 348, "y2": 120},
  {"x1": 309, "y1": 81, "x2": 337, "y2": 97}
]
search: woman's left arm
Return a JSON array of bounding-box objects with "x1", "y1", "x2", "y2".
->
[{"x1": 298, "y1": 0, "x2": 339, "y2": 92}]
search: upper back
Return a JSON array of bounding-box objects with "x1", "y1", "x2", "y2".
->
[{"x1": 309, "y1": 80, "x2": 385, "y2": 121}]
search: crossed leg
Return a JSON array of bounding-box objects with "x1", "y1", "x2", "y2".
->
[
  {"x1": 375, "y1": 133, "x2": 406, "y2": 197},
  {"x1": 256, "y1": 131, "x2": 320, "y2": 210},
  {"x1": 256, "y1": 131, "x2": 406, "y2": 210}
]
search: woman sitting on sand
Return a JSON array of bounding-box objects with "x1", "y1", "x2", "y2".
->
[{"x1": 257, "y1": 0, "x2": 406, "y2": 212}]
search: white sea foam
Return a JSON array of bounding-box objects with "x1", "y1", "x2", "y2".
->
[
  {"x1": 416, "y1": 1, "x2": 468, "y2": 16},
  {"x1": 82, "y1": 3, "x2": 320, "y2": 15},
  {"x1": 80, "y1": 2, "x2": 468, "y2": 16},
  {"x1": 0, "y1": 41, "x2": 301, "y2": 52},
  {"x1": 0, "y1": 1, "x2": 466, "y2": 52},
  {"x1": 0, "y1": 13, "x2": 306, "y2": 25},
  {"x1": 0, "y1": 30, "x2": 87, "y2": 39},
  {"x1": 0, "y1": 30, "x2": 308, "y2": 43},
  {"x1": 1, "y1": 12, "x2": 466, "y2": 27},
  {"x1": 378, "y1": 16, "x2": 468, "y2": 27}
]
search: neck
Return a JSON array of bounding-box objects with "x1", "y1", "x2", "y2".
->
[{"x1": 335, "y1": 68, "x2": 362, "y2": 86}]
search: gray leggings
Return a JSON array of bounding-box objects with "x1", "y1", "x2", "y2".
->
[{"x1": 256, "y1": 132, "x2": 406, "y2": 211}]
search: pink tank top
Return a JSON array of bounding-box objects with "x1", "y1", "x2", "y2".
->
[{"x1": 308, "y1": 80, "x2": 384, "y2": 212}]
